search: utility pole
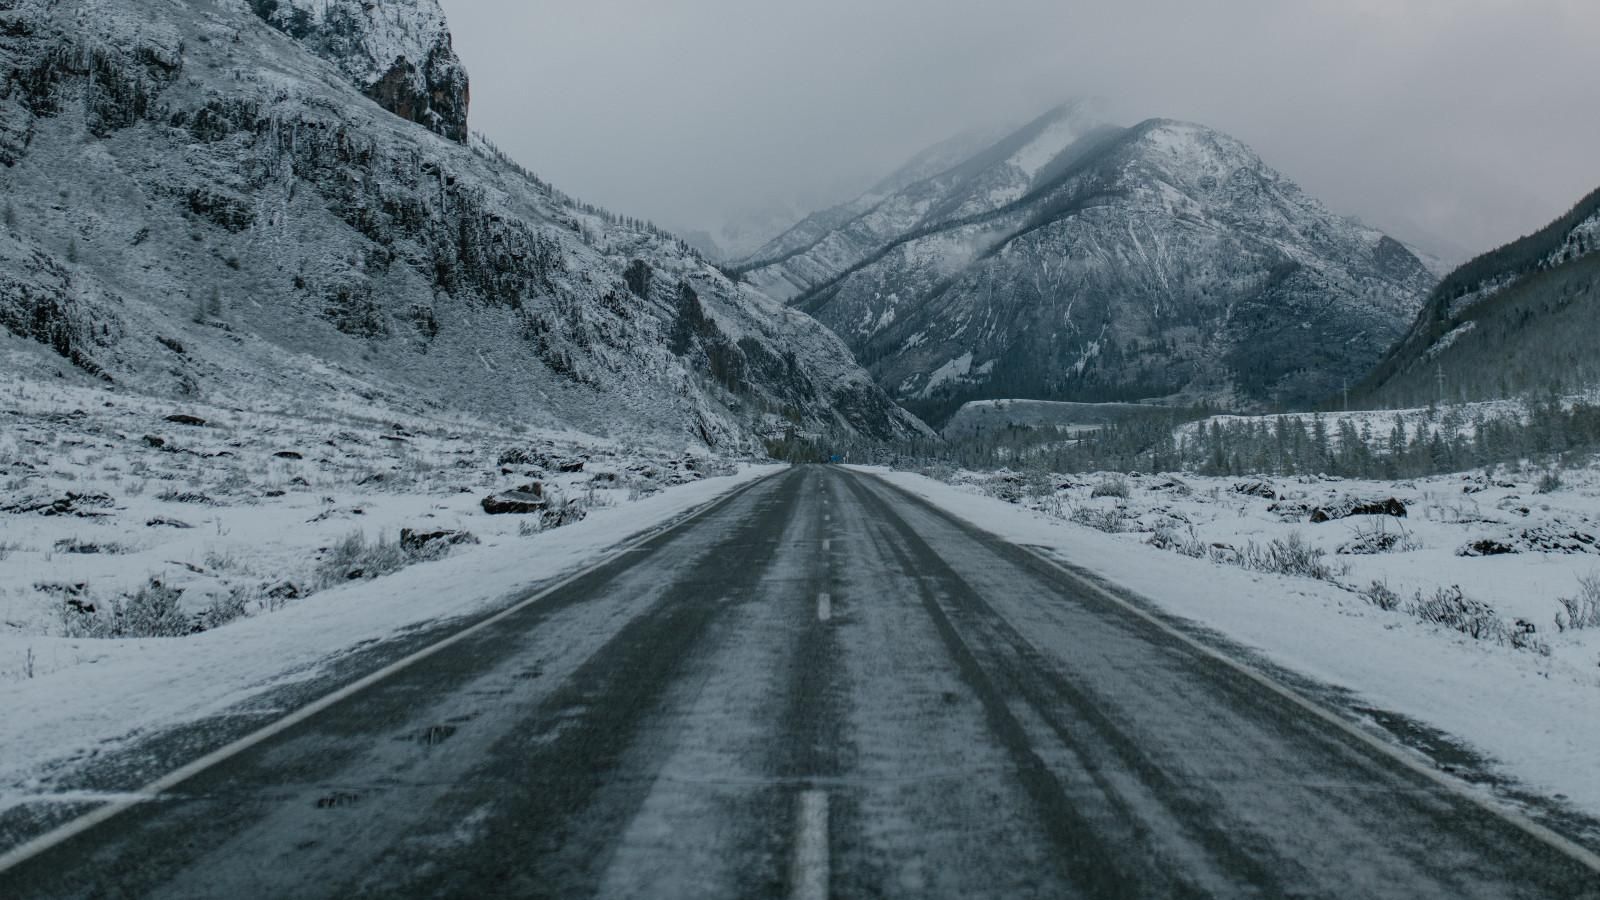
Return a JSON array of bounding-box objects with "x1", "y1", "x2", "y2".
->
[{"x1": 1436, "y1": 363, "x2": 1446, "y2": 408}]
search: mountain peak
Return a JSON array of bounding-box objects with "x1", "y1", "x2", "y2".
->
[{"x1": 742, "y1": 105, "x2": 1434, "y2": 419}]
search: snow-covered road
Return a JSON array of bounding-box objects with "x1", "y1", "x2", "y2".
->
[{"x1": 2, "y1": 466, "x2": 1596, "y2": 897}]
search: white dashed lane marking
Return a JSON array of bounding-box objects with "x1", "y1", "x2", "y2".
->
[{"x1": 790, "y1": 790, "x2": 829, "y2": 900}]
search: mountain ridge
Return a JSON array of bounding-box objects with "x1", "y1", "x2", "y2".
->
[
  {"x1": 742, "y1": 109, "x2": 1435, "y2": 423},
  {"x1": 0, "y1": 0, "x2": 927, "y2": 448},
  {"x1": 1356, "y1": 185, "x2": 1600, "y2": 406}
]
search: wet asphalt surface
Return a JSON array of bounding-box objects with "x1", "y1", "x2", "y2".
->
[{"x1": 2, "y1": 466, "x2": 1597, "y2": 898}]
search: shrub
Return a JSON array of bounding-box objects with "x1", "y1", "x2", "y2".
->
[
  {"x1": 1510, "y1": 624, "x2": 1552, "y2": 656},
  {"x1": 200, "y1": 588, "x2": 252, "y2": 631},
  {"x1": 1536, "y1": 471, "x2": 1563, "y2": 494},
  {"x1": 62, "y1": 580, "x2": 192, "y2": 639},
  {"x1": 1407, "y1": 585, "x2": 1505, "y2": 641},
  {"x1": 1243, "y1": 533, "x2": 1337, "y2": 581},
  {"x1": 1556, "y1": 572, "x2": 1600, "y2": 631},
  {"x1": 1360, "y1": 580, "x2": 1402, "y2": 612},
  {"x1": 315, "y1": 527, "x2": 479, "y2": 589},
  {"x1": 1091, "y1": 476, "x2": 1131, "y2": 499},
  {"x1": 1148, "y1": 522, "x2": 1207, "y2": 559},
  {"x1": 1069, "y1": 503, "x2": 1130, "y2": 534},
  {"x1": 1338, "y1": 519, "x2": 1422, "y2": 556},
  {"x1": 121, "y1": 580, "x2": 192, "y2": 637},
  {"x1": 315, "y1": 531, "x2": 409, "y2": 588}
]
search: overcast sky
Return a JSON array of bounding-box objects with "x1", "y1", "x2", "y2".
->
[{"x1": 439, "y1": 0, "x2": 1599, "y2": 262}]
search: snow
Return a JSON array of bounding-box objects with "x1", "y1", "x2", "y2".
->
[
  {"x1": 859, "y1": 465, "x2": 1600, "y2": 823},
  {"x1": 919, "y1": 352, "x2": 974, "y2": 398},
  {"x1": 1009, "y1": 114, "x2": 1091, "y2": 180},
  {"x1": 0, "y1": 370, "x2": 779, "y2": 805},
  {"x1": 268, "y1": 0, "x2": 453, "y2": 89}
]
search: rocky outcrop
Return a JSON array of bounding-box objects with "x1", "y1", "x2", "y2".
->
[{"x1": 248, "y1": 0, "x2": 470, "y2": 143}]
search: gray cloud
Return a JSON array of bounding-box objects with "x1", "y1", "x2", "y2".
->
[{"x1": 440, "y1": 0, "x2": 1599, "y2": 261}]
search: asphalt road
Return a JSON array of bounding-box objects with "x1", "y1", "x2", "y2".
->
[{"x1": 3, "y1": 466, "x2": 1597, "y2": 898}]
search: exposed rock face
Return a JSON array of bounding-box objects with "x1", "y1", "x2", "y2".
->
[
  {"x1": 0, "y1": 0, "x2": 925, "y2": 447},
  {"x1": 743, "y1": 108, "x2": 1435, "y2": 423},
  {"x1": 246, "y1": 0, "x2": 470, "y2": 143}
]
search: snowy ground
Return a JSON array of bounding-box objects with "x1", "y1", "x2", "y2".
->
[
  {"x1": 0, "y1": 372, "x2": 776, "y2": 807},
  {"x1": 864, "y1": 464, "x2": 1600, "y2": 825}
]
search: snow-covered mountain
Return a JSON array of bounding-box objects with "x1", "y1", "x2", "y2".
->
[
  {"x1": 1357, "y1": 186, "x2": 1600, "y2": 407},
  {"x1": 0, "y1": 0, "x2": 925, "y2": 447},
  {"x1": 741, "y1": 108, "x2": 1435, "y2": 422},
  {"x1": 743, "y1": 104, "x2": 1100, "y2": 301}
]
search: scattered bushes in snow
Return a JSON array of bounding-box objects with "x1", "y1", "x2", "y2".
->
[
  {"x1": 1536, "y1": 471, "x2": 1564, "y2": 494},
  {"x1": 1147, "y1": 524, "x2": 1342, "y2": 583},
  {"x1": 0, "y1": 541, "x2": 17, "y2": 561},
  {"x1": 1350, "y1": 580, "x2": 1547, "y2": 654},
  {"x1": 1241, "y1": 533, "x2": 1339, "y2": 581},
  {"x1": 1091, "y1": 476, "x2": 1131, "y2": 499},
  {"x1": 1556, "y1": 572, "x2": 1600, "y2": 632},
  {"x1": 315, "y1": 527, "x2": 481, "y2": 588},
  {"x1": 1069, "y1": 502, "x2": 1131, "y2": 534},
  {"x1": 60, "y1": 579, "x2": 191, "y2": 639},
  {"x1": 1337, "y1": 518, "x2": 1422, "y2": 555}
]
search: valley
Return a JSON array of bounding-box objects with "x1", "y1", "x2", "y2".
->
[{"x1": 2, "y1": 0, "x2": 1600, "y2": 896}]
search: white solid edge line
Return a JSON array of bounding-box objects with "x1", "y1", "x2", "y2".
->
[
  {"x1": 1019, "y1": 546, "x2": 1600, "y2": 876},
  {"x1": 0, "y1": 468, "x2": 786, "y2": 875},
  {"x1": 790, "y1": 790, "x2": 829, "y2": 900},
  {"x1": 855, "y1": 470, "x2": 1600, "y2": 877}
]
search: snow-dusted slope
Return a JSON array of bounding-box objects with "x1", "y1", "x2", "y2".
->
[
  {"x1": 0, "y1": 0, "x2": 925, "y2": 447},
  {"x1": 741, "y1": 104, "x2": 1095, "y2": 301},
  {"x1": 1359, "y1": 186, "x2": 1600, "y2": 407},
  {"x1": 247, "y1": 0, "x2": 470, "y2": 143},
  {"x1": 749, "y1": 113, "x2": 1435, "y2": 422}
]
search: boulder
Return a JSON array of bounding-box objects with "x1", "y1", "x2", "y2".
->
[
  {"x1": 1309, "y1": 497, "x2": 1407, "y2": 523},
  {"x1": 400, "y1": 528, "x2": 479, "y2": 555},
  {"x1": 482, "y1": 490, "x2": 547, "y2": 515},
  {"x1": 1233, "y1": 481, "x2": 1278, "y2": 500}
]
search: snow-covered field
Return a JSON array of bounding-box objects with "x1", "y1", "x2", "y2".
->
[
  {"x1": 0, "y1": 372, "x2": 775, "y2": 805},
  {"x1": 866, "y1": 463, "x2": 1600, "y2": 824}
]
